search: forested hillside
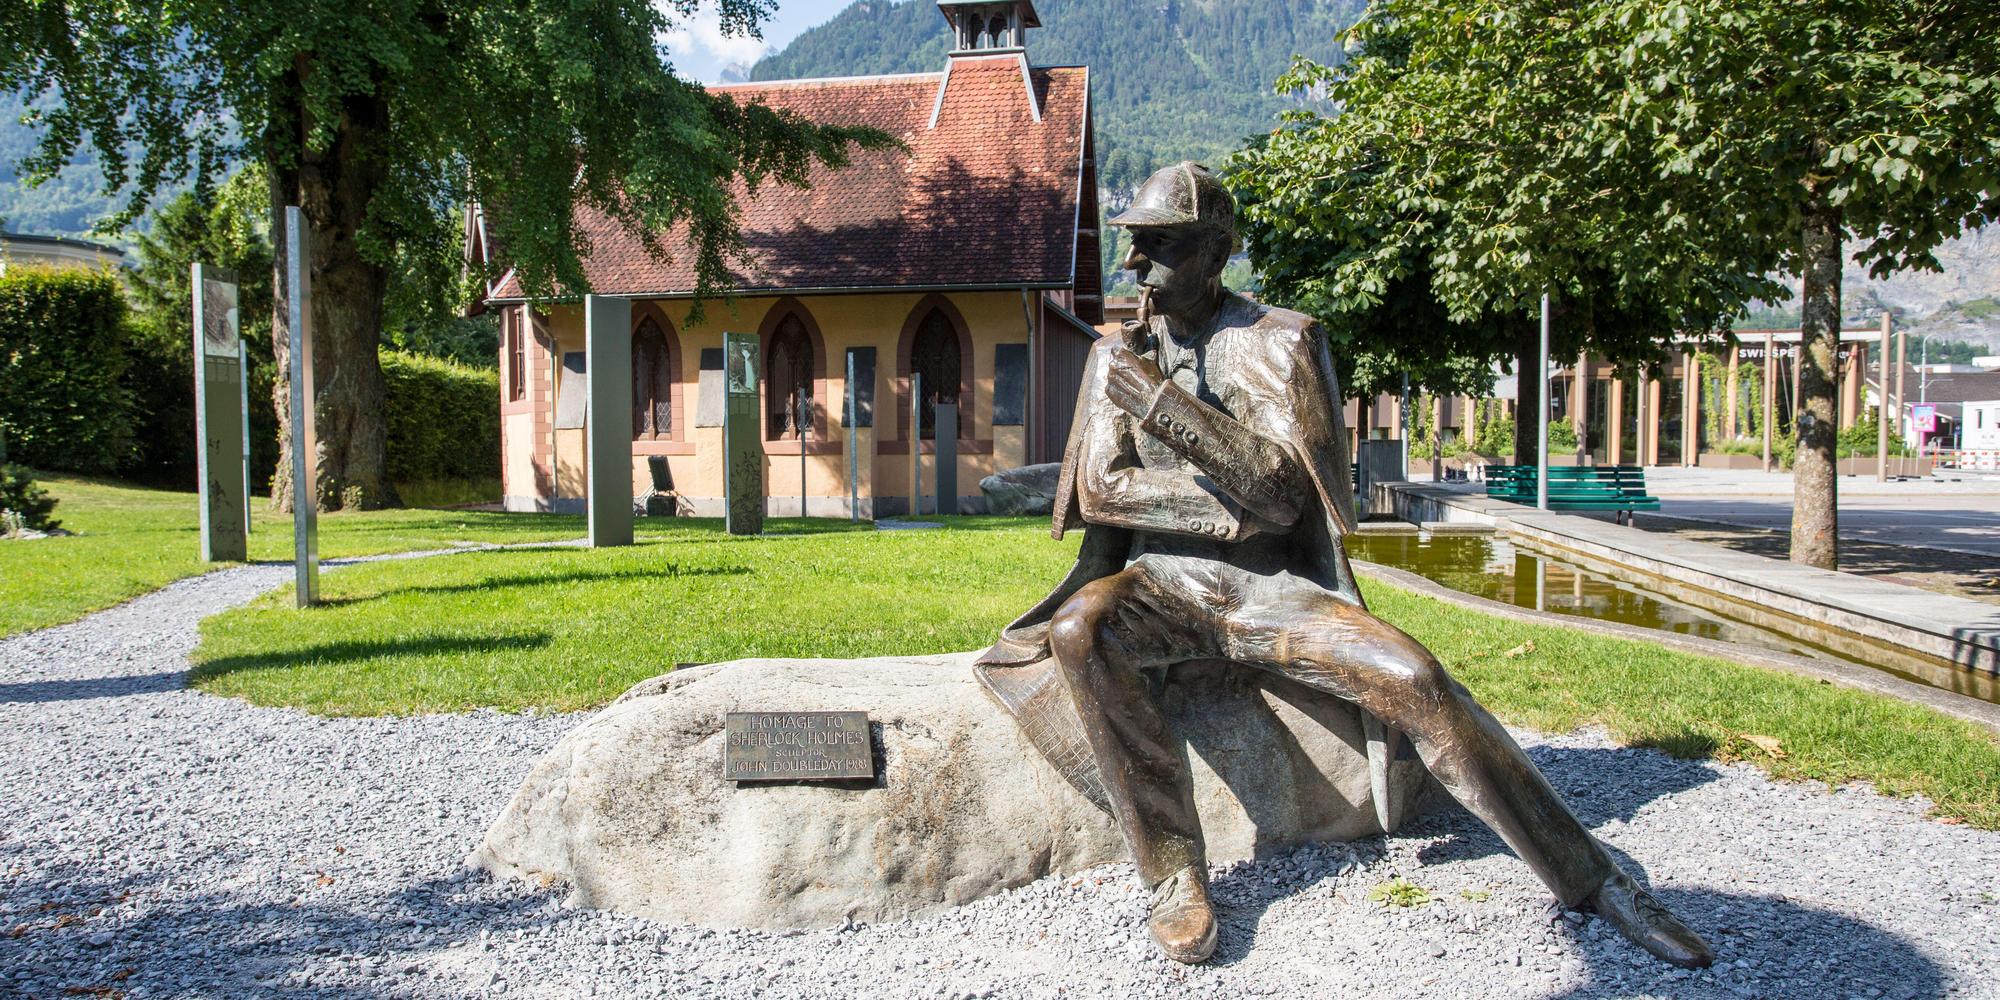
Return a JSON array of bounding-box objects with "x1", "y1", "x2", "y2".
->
[{"x1": 751, "y1": 0, "x2": 1362, "y2": 192}]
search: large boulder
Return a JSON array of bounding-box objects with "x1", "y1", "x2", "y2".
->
[
  {"x1": 471, "y1": 653, "x2": 1435, "y2": 929},
  {"x1": 978, "y1": 463, "x2": 1061, "y2": 516}
]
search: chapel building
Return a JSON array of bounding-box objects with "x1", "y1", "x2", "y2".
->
[{"x1": 472, "y1": 0, "x2": 1101, "y2": 516}]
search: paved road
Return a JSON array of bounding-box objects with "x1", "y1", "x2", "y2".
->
[{"x1": 1637, "y1": 469, "x2": 2000, "y2": 558}]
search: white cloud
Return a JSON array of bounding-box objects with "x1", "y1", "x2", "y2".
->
[{"x1": 658, "y1": 2, "x2": 775, "y2": 80}]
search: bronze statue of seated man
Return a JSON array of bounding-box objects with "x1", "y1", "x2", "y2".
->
[{"x1": 976, "y1": 162, "x2": 1713, "y2": 968}]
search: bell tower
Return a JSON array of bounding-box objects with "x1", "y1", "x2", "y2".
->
[{"x1": 938, "y1": 1, "x2": 1040, "y2": 56}]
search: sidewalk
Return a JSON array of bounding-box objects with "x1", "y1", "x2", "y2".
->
[{"x1": 1377, "y1": 481, "x2": 2000, "y2": 693}]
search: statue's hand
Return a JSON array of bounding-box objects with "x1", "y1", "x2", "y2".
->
[{"x1": 1106, "y1": 347, "x2": 1165, "y2": 416}]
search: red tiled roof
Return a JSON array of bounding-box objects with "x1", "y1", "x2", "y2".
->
[{"x1": 489, "y1": 56, "x2": 1090, "y2": 300}]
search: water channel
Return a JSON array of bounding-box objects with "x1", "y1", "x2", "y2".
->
[{"x1": 1346, "y1": 532, "x2": 1998, "y2": 704}]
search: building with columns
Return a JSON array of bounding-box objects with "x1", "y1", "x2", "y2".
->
[{"x1": 473, "y1": 0, "x2": 1100, "y2": 515}]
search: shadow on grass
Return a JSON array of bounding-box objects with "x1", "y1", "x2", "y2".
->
[
  {"x1": 190, "y1": 633, "x2": 553, "y2": 683},
  {"x1": 309, "y1": 558, "x2": 754, "y2": 608}
]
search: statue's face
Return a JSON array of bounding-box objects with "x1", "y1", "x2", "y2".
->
[{"x1": 1124, "y1": 227, "x2": 1223, "y2": 320}]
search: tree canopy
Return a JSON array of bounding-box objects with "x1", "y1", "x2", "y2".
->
[
  {"x1": 1, "y1": 0, "x2": 892, "y2": 509},
  {"x1": 1229, "y1": 1, "x2": 1999, "y2": 557}
]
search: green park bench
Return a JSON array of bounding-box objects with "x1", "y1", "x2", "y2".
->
[{"x1": 1483, "y1": 465, "x2": 1660, "y2": 524}]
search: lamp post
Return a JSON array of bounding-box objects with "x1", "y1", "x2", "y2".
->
[{"x1": 1537, "y1": 293, "x2": 1550, "y2": 511}]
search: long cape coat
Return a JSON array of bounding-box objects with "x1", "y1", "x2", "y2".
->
[{"x1": 973, "y1": 295, "x2": 1401, "y2": 822}]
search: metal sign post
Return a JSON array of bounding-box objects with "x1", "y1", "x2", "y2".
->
[
  {"x1": 239, "y1": 339, "x2": 252, "y2": 538},
  {"x1": 847, "y1": 351, "x2": 860, "y2": 522},
  {"x1": 192, "y1": 264, "x2": 247, "y2": 562},
  {"x1": 910, "y1": 372, "x2": 923, "y2": 517},
  {"x1": 283, "y1": 207, "x2": 320, "y2": 606},
  {"x1": 1536, "y1": 293, "x2": 1550, "y2": 511},
  {"x1": 792, "y1": 394, "x2": 800, "y2": 520}
]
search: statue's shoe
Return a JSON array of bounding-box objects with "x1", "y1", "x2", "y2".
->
[
  {"x1": 1585, "y1": 871, "x2": 1715, "y2": 968},
  {"x1": 1147, "y1": 865, "x2": 1218, "y2": 964}
]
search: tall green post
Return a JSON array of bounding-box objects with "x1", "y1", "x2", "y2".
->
[
  {"x1": 193, "y1": 264, "x2": 247, "y2": 562},
  {"x1": 723, "y1": 332, "x2": 764, "y2": 535}
]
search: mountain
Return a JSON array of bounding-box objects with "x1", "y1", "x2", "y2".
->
[
  {"x1": 0, "y1": 91, "x2": 194, "y2": 249},
  {"x1": 751, "y1": 0, "x2": 1363, "y2": 193}
]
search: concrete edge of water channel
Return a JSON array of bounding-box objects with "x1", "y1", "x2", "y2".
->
[
  {"x1": 1371, "y1": 482, "x2": 2000, "y2": 709},
  {"x1": 1350, "y1": 558, "x2": 2000, "y2": 735}
]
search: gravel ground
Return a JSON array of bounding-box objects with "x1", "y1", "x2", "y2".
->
[{"x1": 4, "y1": 562, "x2": 1999, "y2": 999}]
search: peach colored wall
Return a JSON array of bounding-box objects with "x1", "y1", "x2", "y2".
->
[
  {"x1": 502, "y1": 411, "x2": 536, "y2": 498},
  {"x1": 514, "y1": 291, "x2": 1031, "y2": 513}
]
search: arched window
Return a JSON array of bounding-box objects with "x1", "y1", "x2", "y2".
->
[
  {"x1": 987, "y1": 13, "x2": 1009, "y2": 47},
  {"x1": 911, "y1": 308, "x2": 963, "y2": 440},
  {"x1": 766, "y1": 313, "x2": 814, "y2": 441},
  {"x1": 631, "y1": 317, "x2": 672, "y2": 440}
]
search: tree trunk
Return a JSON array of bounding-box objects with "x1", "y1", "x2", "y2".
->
[
  {"x1": 1513, "y1": 322, "x2": 1540, "y2": 467},
  {"x1": 269, "y1": 62, "x2": 399, "y2": 513},
  {"x1": 1791, "y1": 191, "x2": 1841, "y2": 569}
]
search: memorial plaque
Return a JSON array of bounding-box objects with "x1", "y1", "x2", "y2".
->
[{"x1": 724, "y1": 711, "x2": 874, "y2": 781}]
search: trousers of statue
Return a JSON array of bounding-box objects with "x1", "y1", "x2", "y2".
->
[{"x1": 1047, "y1": 553, "x2": 1618, "y2": 906}]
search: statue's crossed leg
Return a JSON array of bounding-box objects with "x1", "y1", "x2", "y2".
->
[{"x1": 1048, "y1": 553, "x2": 1713, "y2": 967}]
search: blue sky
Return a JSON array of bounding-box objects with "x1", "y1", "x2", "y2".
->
[{"x1": 660, "y1": 0, "x2": 860, "y2": 83}]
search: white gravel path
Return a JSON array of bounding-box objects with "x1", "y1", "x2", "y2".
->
[{"x1": 3, "y1": 561, "x2": 1998, "y2": 999}]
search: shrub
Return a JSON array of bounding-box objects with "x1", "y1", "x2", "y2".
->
[
  {"x1": 0, "y1": 268, "x2": 133, "y2": 473},
  {"x1": 381, "y1": 350, "x2": 500, "y2": 487},
  {"x1": 1547, "y1": 419, "x2": 1579, "y2": 453},
  {"x1": 1475, "y1": 415, "x2": 1515, "y2": 457},
  {"x1": 119, "y1": 310, "x2": 283, "y2": 493},
  {"x1": 0, "y1": 464, "x2": 60, "y2": 533}
]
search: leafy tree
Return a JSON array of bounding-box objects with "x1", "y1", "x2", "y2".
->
[
  {"x1": 1231, "y1": 0, "x2": 1999, "y2": 571},
  {"x1": 1229, "y1": 5, "x2": 1767, "y2": 463},
  {"x1": 1559, "y1": 0, "x2": 1999, "y2": 568},
  {"x1": 123, "y1": 169, "x2": 280, "y2": 490},
  {"x1": 3, "y1": 0, "x2": 890, "y2": 511}
]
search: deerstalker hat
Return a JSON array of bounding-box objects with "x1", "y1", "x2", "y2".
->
[{"x1": 1108, "y1": 161, "x2": 1236, "y2": 240}]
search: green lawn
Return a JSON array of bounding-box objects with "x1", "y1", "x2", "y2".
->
[
  {"x1": 187, "y1": 515, "x2": 2000, "y2": 829},
  {"x1": 192, "y1": 516, "x2": 1073, "y2": 715},
  {"x1": 0, "y1": 474, "x2": 598, "y2": 637}
]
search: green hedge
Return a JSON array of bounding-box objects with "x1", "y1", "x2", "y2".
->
[
  {"x1": 0, "y1": 268, "x2": 132, "y2": 473},
  {"x1": 381, "y1": 350, "x2": 499, "y2": 486}
]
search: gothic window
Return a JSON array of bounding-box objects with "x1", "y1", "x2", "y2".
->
[
  {"x1": 631, "y1": 318, "x2": 672, "y2": 440},
  {"x1": 766, "y1": 313, "x2": 814, "y2": 441},
  {"x1": 987, "y1": 13, "x2": 1009, "y2": 47},
  {"x1": 911, "y1": 308, "x2": 963, "y2": 440}
]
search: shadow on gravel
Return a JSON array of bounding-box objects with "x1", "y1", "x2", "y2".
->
[
  {"x1": 1542, "y1": 888, "x2": 1944, "y2": 1000},
  {"x1": 1207, "y1": 742, "x2": 1942, "y2": 998},
  {"x1": 0, "y1": 864, "x2": 564, "y2": 999},
  {"x1": 0, "y1": 669, "x2": 184, "y2": 704}
]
